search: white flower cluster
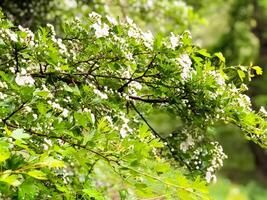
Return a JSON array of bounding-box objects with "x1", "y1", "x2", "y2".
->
[
  {"x1": 63, "y1": 0, "x2": 77, "y2": 9},
  {"x1": 119, "y1": 112, "x2": 133, "y2": 138},
  {"x1": 46, "y1": 24, "x2": 68, "y2": 55},
  {"x1": 18, "y1": 25, "x2": 35, "y2": 46},
  {"x1": 205, "y1": 142, "x2": 227, "y2": 183},
  {"x1": 177, "y1": 54, "x2": 194, "y2": 81},
  {"x1": 107, "y1": 16, "x2": 118, "y2": 25},
  {"x1": 5, "y1": 29, "x2": 18, "y2": 42},
  {"x1": 128, "y1": 81, "x2": 142, "y2": 96},
  {"x1": 259, "y1": 106, "x2": 267, "y2": 117},
  {"x1": 126, "y1": 16, "x2": 154, "y2": 49},
  {"x1": 82, "y1": 108, "x2": 96, "y2": 124},
  {"x1": 91, "y1": 23, "x2": 109, "y2": 38},
  {"x1": 47, "y1": 100, "x2": 69, "y2": 118},
  {"x1": 237, "y1": 94, "x2": 252, "y2": 109},
  {"x1": 43, "y1": 138, "x2": 53, "y2": 150},
  {"x1": 179, "y1": 134, "x2": 195, "y2": 152},
  {"x1": 15, "y1": 68, "x2": 35, "y2": 86},
  {"x1": 0, "y1": 92, "x2": 7, "y2": 100},
  {"x1": 0, "y1": 25, "x2": 34, "y2": 47},
  {"x1": 0, "y1": 81, "x2": 8, "y2": 89},
  {"x1": 89, "y1": 12, "x2": 110, "y2": 38},
  {"x1": 169, "y1": 32, "x2": 180, "y2": 49},
  {"x1": 208, "y1": 71, "x2": 225, "y2": 86},
  {"x1": 93, "y1": 88, "x2": 108, "y2": 99}
]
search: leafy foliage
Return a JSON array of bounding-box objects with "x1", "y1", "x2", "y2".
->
[{"x1": 0, "y1": 3, "x2": 266, "y2": 199}]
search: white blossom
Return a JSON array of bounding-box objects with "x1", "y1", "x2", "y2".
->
[
  {"x1": 33, "y1": 113, "x2": 38, "y2": 120},
  {"x1": 0, "y1": 92, "x2": 7, "y2": 100},
  {"x1": 146, "y1": 0, "x2": 154, "y2": 8},
  {"x1": 209, "y1": 71, "x2": 225, "y2": 86},
  {"x1": 63, "y1": 0, "x2": 77, "y2": 8},
  {"x1": 170, "y1": 32, "x2": 179, "y2": 49},
  {"x1": 120, "y1": 127, "x2": 127, "y2": 138},
  {"x1": 126, "y1": 16, "x2": 134, "y2": 25},
  {"x1": 62, "y1": 109, "x2": 69, "y2": 118},
  {"x1": 142, "y1": 31, "x2": 154, "y2": 49},
  {"x1": 20, "y1": 68, "x2": 27, "y2": 75},
  {"x1": 205, "y1": 171, "x2": 217, "y2": 183},
  {"x1": 47, "y1": 24, "x2": 56, "y2": 35},
  {"x1": 179, "y1": 135, "x2": 194, "y2": 152},
  {"x1": 107, "y1": 16, "x2": 117, "y2": 25},
  {"x1": 237, "y1": 94, "x2": 251, "y2": 108},
  {"x1": 118, "y1": 113, "x2": 133, "y2": 138},
  {"x1": 259, "y1": 106, "x2": 267, "y2": 117},
  {"x1": 178, "y1": 54, "x2": 193, "y2": 80},
  {"x1": 128, "y1": 27, "x2": 139, "y2": 39},
  {"x1": 0, "y1": 81, "x2": 8, "y2": 88},
  {"x1": 51, "y1": 102, "x2": 62, "y2": 110},
  {"x1": 122, "y1": 67, "x2": 132, "y2": 79},
  {"x1": 6, "y1": 30, "x2": 18, "y2": 42},
  {"x1": 24, "y1": 106, "x2": 32, "y2": 113},
  {"x1": 129, "y1": 81, "x2": 142, "y2": 90},
  {"x1": 91, "y1": 23, "x2": 109, "y2": 38},
  {"x1": 93, "y1": 89, "x2": 108, "y2": 99},
  {"x1": 89, "y1": 12, "x2": 101, "y2": 21},
  {"x1": 15, "y1": 74, "x2": 35, "y2": 86}
]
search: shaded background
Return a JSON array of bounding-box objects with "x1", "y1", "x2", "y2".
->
[{"x1": 1, "y1": 0, "x2": 267, "y2": 199}]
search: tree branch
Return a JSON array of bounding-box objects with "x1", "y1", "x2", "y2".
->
[
  {"x1": 2, "y1": 101, "x2": 28, "y2": 123},
  {"x1": 129, "y1": 101, "x2": 192, "y2": 171},
  {"x1": 129, "y1": 96, "x2": 169, "y2": 103}
]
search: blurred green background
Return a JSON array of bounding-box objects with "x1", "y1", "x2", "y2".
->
[{"x1": 189, "y1": 0, "x2": 267, "y2": 199}]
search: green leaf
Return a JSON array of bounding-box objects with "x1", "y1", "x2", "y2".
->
[
  {"x1": 39, "y1": 157, "x2": 65, "y2": 168},
  {"x1": 18, "y1": 181, "x2": 39, "y2": 200},
  {"x1": 252, "y1": 66, "x2": 263, "y2": 75},
  {"x1": 198, "y1": 49, "x2": 211, "y2": 58},
  {"x1": 74, "y1": 112, "x2": 88, "y2": 127},
  {"x1": 0, "y1": 140, "x2": 10, "y2": 163},
  {"x1": 27, "y1": 170, "x2": 47, "y2": 180},
  {"x1": 214, "y1": 52, "x2": 225, "y2": 63},
  {"x1": 82, "y1": 188, "x2": 105, "y2": 200},
  {"x1": 237, "y1": 70, "x2": 246, "y2": 81},
  {"x1": 37, "y1": 102, "x2": 49, "y2": 115},
  {"x1": 0, "y1": 174, "x2": 21, "y2": 186}
]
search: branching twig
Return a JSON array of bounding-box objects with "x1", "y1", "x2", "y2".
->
[
  {"x1": 2, "y1": 101, "x2": 28, "y2": 123},
  {"x1": 129, "y1": 101, "x2": 192, "y2": 171},
  {"x1": 129, "y1": 96, "x2": 169, "y2": 103}
]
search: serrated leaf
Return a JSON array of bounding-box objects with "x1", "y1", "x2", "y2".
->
[
  {"x1": 82, "y1": 188, "x2": 105, "y2": 200},
  {"x1": 237, "y1": 70, "x2": 246, "y2": 81},
  {"x1": 252, "y1": 66, "x2": 263, "y2": 75},
  {"x1": 18, "y1": 181, "x2": 39, "y2": 200},
  {"x1": 39, "y1": 157, "x2": 65, "y2": 168},
  {"x1": 198, "y1": 49, "x2": 211, "y2": 58},
  {"x1": 4, "y1": 126, "x2": 12, "y2": 136},
  {"x1": 27, "y1": 170, "x2": 47, "y2": 180},
  {"x1": 214, "y1": 52, "x2": 225, "y2": 63},
  {"x1": 0, "y1": 174, "x2": 21, "y2": 186},
  {"x1": 0, "y1": 140, "x2": 10, "y2": 163}
]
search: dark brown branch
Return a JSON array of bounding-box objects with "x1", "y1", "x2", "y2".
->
[
  {"x1": 129, "y1": 101, "x2": 192, "y2": 171},
  {"x1": 117, "y1": 54, "x2": 157, "y2": 92},
  {"x1": 3, "y1": 121, "x2": 118, "y2": 163},
  {"x1": 14, "y1": 46, "x2": 19, "y2": 73},
  {"x1": 129, "y1": 96, "x2": 169, "y2": 103},
  {"x1": 2, "y1": 101, "x2": 28, "y2": 123}
]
